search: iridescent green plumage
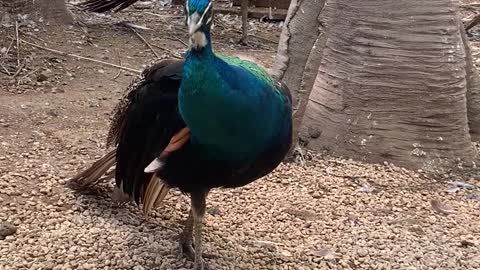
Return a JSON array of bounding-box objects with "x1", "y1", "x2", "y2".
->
[
  {"x1": 218, "y1": 55, "x2": 276, "y2": 86},
  {"x1": 179, "y1": 46, "x2": 291, "y2": 164}
]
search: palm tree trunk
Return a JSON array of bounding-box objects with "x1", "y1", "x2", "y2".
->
[
  {"x1": 302, "y1": 0, "x2": 477, "y2": 171},
  {"x1": 458, "y1": 16, "x2": 480, "y2": 141},
  {"x1": 271, "y1": 0, "x2": 327, "y2": 153}
]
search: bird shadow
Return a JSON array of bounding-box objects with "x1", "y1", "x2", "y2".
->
[
  {"x1": 66, "y1": 181, "x2": 246, "y2": 268},
  {"x1": 66, "y1": 181, "x2": 201, "y2": 268}
]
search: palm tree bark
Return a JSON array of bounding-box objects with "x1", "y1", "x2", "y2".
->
[
  {"x1": 458, "y1": 16, "x2": 480, "y2": 141},
  {"x1": 302, "y1": 0, "x2": 477, "y2": 171},
  {"x1": 271, "y1": 0, "x2": 327, "y2": 151}
]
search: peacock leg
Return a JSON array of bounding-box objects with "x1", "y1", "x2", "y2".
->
[
  {"x1": 178, "y1": 209, "x2": 195, "y2": 260},
  {"x1": 191, "y1": 191, "x2": 208, "y2": 270}
]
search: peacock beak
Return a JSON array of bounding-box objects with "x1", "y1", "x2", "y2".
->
[{"x1": 188, "y1": 13, "x2": 208, "y2": 49}]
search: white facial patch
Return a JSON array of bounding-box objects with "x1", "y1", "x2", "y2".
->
[
  {"x1": 190, "y1": 31, "x2": 207, "y2": 50},
  {"x1": 188, "y1": 13, "x2": 201, "y2": 35}
]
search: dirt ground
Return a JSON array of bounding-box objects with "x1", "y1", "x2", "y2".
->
[{"x1": 0, "y1": 1, "x2": 480, "y2": 270}]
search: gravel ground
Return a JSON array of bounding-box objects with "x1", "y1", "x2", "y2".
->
[{"x1": 1, "y1": 150, "x2": 479, "y2": 269}]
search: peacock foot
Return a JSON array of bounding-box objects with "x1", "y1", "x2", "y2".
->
[
  {"x1": 178, "y1": 238, "x2": 210, "y2": 270},
  {"x1": 194, "y1": 258, "x2": 205, "y2": 270},
  {"x1": 179, "y1": 237, "x2": 195, "y2": 261}
]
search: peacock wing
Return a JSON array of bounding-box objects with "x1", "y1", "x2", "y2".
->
[
  {"x1": 107, "y1": 59, "x2": 182, "y2": 147},
  {"x1": 109, "y1": 59, "x2": 186, "y2": 205}
]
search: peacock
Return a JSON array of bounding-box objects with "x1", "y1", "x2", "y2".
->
[{"x1": 69, "y1": 0, "x2": 292, "y2": 269}]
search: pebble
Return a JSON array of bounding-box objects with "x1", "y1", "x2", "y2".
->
[
  {"x1": 357, "y1": 248, "x2": 369, "y2": 257},
  {"x1": 36, "y1": 71, "x2": 50, "y2": 82},
  {"x1": 461, "y1": 239, "x2": 476, "y2": 247},
  {"x1": 0, "y1": 223, "x2": 17, "y2": 240},
  {"x1": 207, "y1": 206, "x2": 222, "y2": 216}
]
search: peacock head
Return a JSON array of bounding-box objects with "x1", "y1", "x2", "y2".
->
[{"x1": 185, "y1": 0, "x2": 213, "y2": 50}]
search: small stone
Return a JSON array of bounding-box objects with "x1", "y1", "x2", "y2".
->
[
  {"x1": 81, "y1": 263, "x2": 94, "y2": 269},
  {"x1": 0, "y1": 223, "x2": 17, "y2": 239},
  {"x1": 357, "y1": 248, "x2": 368, "y2": 257},
  {"x1": 40, "y1": 187, "x2": 51, "y2": 195},
  {"x1": 310, "y1": 248, "x2": 336, "y2": 261},
  {"x1": 431, "y1": 200, "x2": 455, "y2": 215},
  {"x1": 461, "y1": 240, "x2": 476, "y2": 248},
  {"x1": 207, "y1": 206, "x2": 222, "y2": 216},
  {"x1": 37, "y1": 71, "x2": 50, "y2": 82},
  {"x1": 51, "y1": 87, "x2": 65, "y2": 94},
  {"x1": 280, "y1": 250, "x2": 293, "y2": 260}
]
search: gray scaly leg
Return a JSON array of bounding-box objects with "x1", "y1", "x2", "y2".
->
[
  {"x1": 191, "y1": 191, "x2": 208, "y2": 270},
  {"x1": 179, "y1": 209, "x2": 195, "y2": 260}
]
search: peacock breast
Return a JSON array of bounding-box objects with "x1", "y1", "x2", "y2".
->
[{"x1": 179, "y1": 62, "x2": 288, "y2": 163}]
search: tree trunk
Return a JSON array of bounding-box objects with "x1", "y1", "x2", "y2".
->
[
  {"x1": 459, "y1": 16, "x2": 480, "y2": 141},
  {"x1": 1, "y1": 0, "x2": 74, "y2": 24},
  {"x1": 271, "y1": 0, "x2": 327, "y2": 149},
  {"x1": 302, "y1": 0, "x2": 477, "y2": 171},
  {"x1": 240, "y1": 0, "x2": 249, "y2": 44}
]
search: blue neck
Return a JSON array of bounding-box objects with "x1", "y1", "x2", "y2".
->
[
  {"x1": 179, "y1": 29, "x2": 289, "y2": 164},
  {"x1": 183, "y1": 31, "x2": 215, "y2": 89}
]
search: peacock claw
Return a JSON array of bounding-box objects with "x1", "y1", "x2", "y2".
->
[
  {"x1": 179, "y1": 238, "x2": 196, "y2": 260},
  {"x1": 194, "y1": 258, "x2": 207, "y2": 270},
  {"x1": 178, "y1": 239, "x2": 210, "y2": 270}
]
